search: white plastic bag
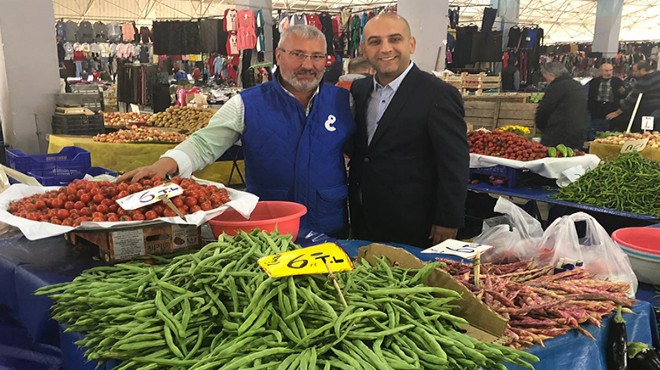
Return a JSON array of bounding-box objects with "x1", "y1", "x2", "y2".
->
[
  {"x1": 475, "y1": 197, "x2": 544, "y2": 263},
  {"x1": 535, "y1": 212, "x2": 638, "y2": 296}
]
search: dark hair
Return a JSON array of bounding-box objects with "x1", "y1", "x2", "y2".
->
[{"x1": 634, "y1": 61, "x2": 653, "y2": 72}]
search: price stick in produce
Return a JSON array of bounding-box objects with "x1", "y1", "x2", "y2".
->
[
  {"x1": 116, "y1": 183, "x2": 185, "y2": 219},
  {"x1": 258, "y1": 243, "x2": 353, "y2": 308},
  {"x1": 473, "y1": 251, "x2": 482, "y2": 288},
  {"x1": 620, "y1": 137, "x2": 650, "y2": 153}
]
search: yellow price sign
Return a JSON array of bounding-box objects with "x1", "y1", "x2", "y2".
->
[{"x1": 257, "y1": 243, "x2": 354, "y2": 278}]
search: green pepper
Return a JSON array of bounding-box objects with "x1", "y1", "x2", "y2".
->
[
  {"x1": 547, "y1": 147, "x2": 558, "y2": 158},
  {"x1": 556, "y1": 144, "x2": 569, "y2": 157}
]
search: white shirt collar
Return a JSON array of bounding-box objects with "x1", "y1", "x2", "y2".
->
[{"x1": 373, "y1": 61, "x2": 415, "y2": 91}]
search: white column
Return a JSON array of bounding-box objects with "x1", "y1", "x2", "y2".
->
[
  {"x1": 493, "y1": 0, "x2": 520, "y2": 51},
  {"x1": 0, "y1": 0, "x2": 60, "y2": 154},
  {"x1": 398, "y1": 0, "x2": 449, "y2": 72},
  {"x1": 592, "y1": 0, "x2": 623, "y2": 58}
]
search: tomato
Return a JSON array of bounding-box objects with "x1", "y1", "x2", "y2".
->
[
  {"x1": 80, "y1": 194, "x2": 91, "y2": 203},
  {"x1": 163, "y1": 208, "x2": 177, "y2": 217},
  {"x1": 199, "y1": 201, "x2": 212, "y2": 211},
  {"x1": 151, "y1": 204, "x2": 165, "y2": 216},
  {"x1": 172, "y1": 197, "x2": 184, "y2": 207},
  {"x1": 101, "y1": 199, "x2": 112, "y2": 207},
  {"x1": 96, "y1": 204, "x2": 109, "y2": 213},
  {"x1": 189, "y1": 205, "x2": 202, "y2": 213},
  {"x1": 74, "y1": 201, "x2": 85, "y2": 210},
  {"x1": 184, "y1": 196, "x2": 198, "y2": 207},
  {"x1": 92, "y1": 194, "x2": 104, "y2": 203},
  {"x1": 57, "y1": 193, "x2": 67, "y2": 202},
  {"x1": 56, "y1": 209, "x2": 70, "y2": 220},
  {"x1": 109, "y1": 204, "x2": 119, "y2": 212},
  {"x1": 64, "y1": 201, "x2": 75, "y2": 210},
  {"x1": 119, "y1": 215, "x2": 132, "y2": 221},
  {"x1": 132, "y1": 212, "x2": 145, "y2": 221},
  {"x1": 80, "y1": 207, "x2": 90, "y2": 216},
  {"x1": 106, "y1": 213, "x2": 119, "y2": 222},
  {"x1": 92, "y1": 217, "x2": 105, "y2": 222},
  {"x1": 117, "y1": 190, "x2": 129, "y2": 199},
  {"x1": 144, "y1": 210, "x2": 158, "y2": 220}
]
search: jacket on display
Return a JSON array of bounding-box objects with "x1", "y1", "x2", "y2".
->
[
  {"x1": 535, "y1": 75, "x2": 589, "y2": 149},
  {"x1": 239, "y1": 74, "x2": 355, "y2": 236}
]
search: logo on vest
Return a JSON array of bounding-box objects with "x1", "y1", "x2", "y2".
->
[{"x1": 324, "y1": 115, "x2": 337, "y2": 132}]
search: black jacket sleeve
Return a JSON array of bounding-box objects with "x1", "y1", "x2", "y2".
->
[{"x1": 535, "y1": 82, "x2": 562, "y2": 131}]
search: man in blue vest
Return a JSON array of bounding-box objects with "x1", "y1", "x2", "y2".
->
[{"x1": 119, "y1": 25, "x2": 355, "y2": 237}]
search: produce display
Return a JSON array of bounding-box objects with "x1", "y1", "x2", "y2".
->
[
  {"x1": 102, "y1": 112, "x2": 152, "y2": 127},
  {"x1": 37, "y1": 231, "x2": 539, "y2": 370},
  {"x1": 8, "y1": 177, "x2": 230, "y2": 226},
  {"x1": 93, "y1": 126, "x2": 188, "y2": 143},
  {"x1": 439, "y1": 259, "x2": 633, "y2": 349},
  {"x1": 497, "y1": 125, "x2": 531, "y2": 136},
  {"x1": 594, "y1": 131, "x2": 660, "y2": 149},
  {"x1": 468, "y1": 131, "x2": 585, "y2": 161},
  {"x1": 148, "y1": 106, "x2": 217, "y2": 133},
  {"x1": 555, "y1": 152, "x2": 660, "y2": 217}
]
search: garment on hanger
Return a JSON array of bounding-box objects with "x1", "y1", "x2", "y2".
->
[
  {"x1": 64, "y1": 20, "x2": 78, "y2": 43},
  {"x1": 77, "y1": 21, "x2": 94, "y2": 43},
  {"x1": 107, "y1": 23, "x2": 122, "y2": 43},
  {"x1": 319, "y1": 12, "x2": 335, "y2": 55},
  {"x1": 306, "y1": 14, "x2": 322, "y2": 31},
  {"x1": 121, "y1": 22, "x2": 135, "y2": 42},
  {"x1": 291, "y1": 13, "x2": 307, "y2": 26},
  {"x1": 93, "y1": 21, "x2": 107, "y2": 42},
  {"x1": 139, "y1": 26, "x2": 151, "y2": 43},
  {"x1": 225, "y1": 9, "x2": 238, "y2": 31},
  {"x1": 237, "y1": 9, "x2": 257, "y2": 50}
]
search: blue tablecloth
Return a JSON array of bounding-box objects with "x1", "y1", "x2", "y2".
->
[{"x1": 0, "y1": 234, "x2": 658, "y2": 370}]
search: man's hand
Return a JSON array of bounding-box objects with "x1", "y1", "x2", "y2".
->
[
  {"x1": 606, "y1": 109, "x2": 622, "y2": 120},
  {"x1": 117, "y1": 158, "x2": 178, "y2": 183},
  {"x1": 430, "y1": 225, "x2": 458, "y2": 245}
]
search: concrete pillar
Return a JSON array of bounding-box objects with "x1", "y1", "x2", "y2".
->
[
  {"x1": 0, "y1": 0, "x2": 60, "y2": 154},
  {"x1": 593, "y1": 0, "x2": 623, "y2": 58},
  {"x1": 398, "y1": 0, "x2": 449, "y2": 72},
  {"x1": 493, "y1": 0, "x2": 520, "y2": 51}
]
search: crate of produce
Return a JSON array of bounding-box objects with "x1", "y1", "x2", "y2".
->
[
  {"x1": 6, "y1": 146, "x2": 91, "y2": 186},
  {"x1": 52, "y1": 114, "x2": 105, "y2": 135},
  {"x1": 470, "y1": 165, "x2": 524, "y2": 187}
]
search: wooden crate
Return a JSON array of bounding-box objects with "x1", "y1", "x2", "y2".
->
[
  {"x1": 464, "y1": 101, "x2": 498, "y2": 130},
  {"x1": 497, "y1": 102, "x2": 538, "y2": 133}
]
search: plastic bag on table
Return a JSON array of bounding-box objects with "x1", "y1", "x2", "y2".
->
[
  {"x1": 535, "y1": 212, "x2": 637, "y2": 296},
  {"x1": 475, "y1": 197, "x2": 544, "y2": 263}
]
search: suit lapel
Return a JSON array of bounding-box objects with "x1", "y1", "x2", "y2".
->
[
  {"x1": 357, "y1": 79, "x2": 374, "y2": 146},
  {"x1": 369, "y1": 66, "x2": 421, "y2": 149}
]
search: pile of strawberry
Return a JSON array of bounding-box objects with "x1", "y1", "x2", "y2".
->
[
  {"x1": 8, "y1": 177, "x2": 230, "y2": 226},
  {"x1": 468, "y1": 131, "x2": 548, "y2": 161}
]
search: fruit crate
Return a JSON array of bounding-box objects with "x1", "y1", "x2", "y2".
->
[
  {"x1": 6, "y1": 146, "x2": 91, "y2": 186},
  {"x1": 470, "y1": 165, "x2": 524, "y2": 188},
  {"x1": 52, "y1": 114, "x2": 105, "y2": 136}
]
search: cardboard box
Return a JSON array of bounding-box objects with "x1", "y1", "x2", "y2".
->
[
  {"x1": 357, "y1": 243, "x2": 507, "y2": 342},
  {"x1": 67, "y1": 222, "x2": 202, "y2": 263}
]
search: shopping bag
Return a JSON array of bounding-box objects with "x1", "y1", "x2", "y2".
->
[
  {"x1": 535, "y1": 212, "x2": 637, "y2": 296},
  {"x1": 475, "y1": 197, "x2": 544, "y2": 263}
]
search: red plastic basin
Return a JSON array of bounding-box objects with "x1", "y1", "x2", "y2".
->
[
  {"x1": 612, "y1": 227, "x2": 660, "y2": 255},
  {"x1": 208, "y1": 201, "x2": 307, "y2": 240}
]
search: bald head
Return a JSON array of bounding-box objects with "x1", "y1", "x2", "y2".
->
[
  {"x1": 364, "y1": 13, "x2": 412, "y2": 38},
  {"x1": 599, "y1": 63, "x2": 613, "y2": 79}
]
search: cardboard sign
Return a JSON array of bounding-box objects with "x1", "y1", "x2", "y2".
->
[
  {"x1": 116, "y1": 183, "x2": 183, "y2": 210},
  {"x1": 421, "y1": 239, "x2": 494, "y2": 259},
  {"x1": 641, "y1": 116, "x2": 655, "y2": 131},
  {"x1": 620, "y1": 137, "x2": 650, "y2": 153},
  {"x1": 130, "y1": 103, "x2": 141, "y2": 113},
  {"x1": 257, "y1": 243, "x2": 353, "y2": 277}
]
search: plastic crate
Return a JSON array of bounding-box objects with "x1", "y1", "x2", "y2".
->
[
  {"x1": 6, "y1": 146, "x2": 91, "y2": 186},
  {"x1": 86, "y1": 166, "x2": 117, "y2": 177},
  {"x1": 470, "y1": 165, "x2": 523, "y2": 188},
  {"x1": 52, "y1": 114, "x2": 105, "y2": 135}
]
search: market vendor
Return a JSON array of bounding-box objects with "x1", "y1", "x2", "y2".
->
[
  {"x1": 535, "y1": 62, "x2": 589, "y2": 149},
  {"x1": 119, "y1": 25, "x2": 355, "y2": 237},
  {"x1": 606, "y1": 61, "x2": 660, "y2": 132}
]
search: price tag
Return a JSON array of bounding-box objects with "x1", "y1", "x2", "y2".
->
[
  {"x1": 620, "y1": 137, "x2": 649, "y2": 153},
  {"x1": 421, "y1": 239, "x2": 494, "y2": 259},
  {"x1": 257, "y1": 243, "x2": 354, "y2": 278},
  {"x1": 641, "y1": 116, "x2": 655, "y2": 131},
  {"x1": 130, "y1": 103, "x2": 140, "y2": 113},
  {"x1": 116, "y1": 183, "x2": 183, "y2": 210}
]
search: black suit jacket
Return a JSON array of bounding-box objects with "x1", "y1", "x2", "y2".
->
[
  {"x1": 587, "y1": 76, "x2": 626, "y2": 119},
  {"x1": 348, "y1": 65, "x2": 469, "y2": 247}
]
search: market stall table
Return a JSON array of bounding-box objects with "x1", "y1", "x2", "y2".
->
[
  {"x1": 0, "y1": 233, "x2": 657, "y2": 370},
  {"x1": 47, "y1": 135, "x2": 245, "y2": 184}
]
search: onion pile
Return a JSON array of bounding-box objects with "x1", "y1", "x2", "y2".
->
[{"x1": 93, "y1": 126, "x2": 188, "y2": 143}]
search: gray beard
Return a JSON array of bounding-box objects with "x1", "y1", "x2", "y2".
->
[{"x1": 281, "y1": 73, "x2": 322, "y2": 93}]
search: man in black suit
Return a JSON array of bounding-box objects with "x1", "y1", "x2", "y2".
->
[
  {"x1": 587, "y1": 63, "x2": 627, "y2": 133},
  {"x1": 348, "y1": 13, "x2": 469, "y2": 247}
]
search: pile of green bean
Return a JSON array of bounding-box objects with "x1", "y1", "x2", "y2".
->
[
  {"x1": 37, "y1": 231, "x2": 539, "y2": 370},
  {"x1": 554, "y1": 152, "x2": 660, "y2": 217}
]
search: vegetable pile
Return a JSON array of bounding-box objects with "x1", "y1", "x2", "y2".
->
[
  {"x1": 8, "y1": 177, "x2": 230, "y2": 225},
  {"x1": 148, "y1": 106, "x2": 217, "y2": 133},
  {"x1": 102, "y1": 112, "x2": 152, "y2": 127},
  {"x1": 468, "y1": 131, "x2": 585, "y2": 161},
  {"x1": 554, "y1": 152, "x2": 660, "y2": 217},
  {"x1": 439, "y1": 259, "x2": 633, "y2": 349},
  {"x1": 594, "y1": 131, "x2": 660, "y2": 149},
  {"x1": 93, "y1": 126, "x2": 188, "y2": 143},
  {"x1": 37, "y1": 231, "x2": 539, "y2": 370}
]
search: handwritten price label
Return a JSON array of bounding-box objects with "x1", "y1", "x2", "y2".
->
[
  {"x1": 421, "y1": 239, "x2": 494, "y2": 259},
  {"x1": 257, "y1": 243, "x2": 354, "y2": 277},
  {"x1": 641, "y1": 116, "x2": 655, "y2": 131},
  {"x1": 620, "y1": 137, "x2": 649, "y2": 154},
  {"x1": 116, "y1": 183, "x2": 183, "y2": 210}
]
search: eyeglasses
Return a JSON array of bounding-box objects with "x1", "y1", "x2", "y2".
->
[{"x1": 279, "y1": 48, "x2": 327, "y2": 63}]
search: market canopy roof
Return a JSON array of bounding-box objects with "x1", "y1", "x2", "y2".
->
[{"x1": 53, "y1": 0, "x2": 660, "y2": 43}]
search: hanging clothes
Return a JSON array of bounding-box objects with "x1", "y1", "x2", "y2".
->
[
  {"x1": 107, "y1": 23, "x2": 122, "y2": 43},
  {"x1": 139, "y1": 27, "x2": 151, "y2": 43},
  {"x1": 319, "y1": 12, "x2": 335, "y2": 55},
  {"x1": 306, "y1": 14, "x2": 322, "y2": 30},
  {"x1": 224, "y1": 9, "x2": 238, "y2": 32},
  {"x1": 237, "y1": 9, "x2": 257, "y2": 51},
  {"x1": 200, "y1": 19, "x2": 220, "y2": 53},
  {"x1": 256, "y1": 9, "x2": 266, "y2": 61},
  {"x1": 93, "y1": 22, "x2": 107, "y2": 42},
  {"x1": 76, "y1": 21, "x2": 94, "y2": 43},
  {"x1": 291, "y1": 13, "x2": 307, "y2": 26}
]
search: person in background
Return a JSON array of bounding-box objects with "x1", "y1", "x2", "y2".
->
[
  {"x1": 501, "y1": 57, "x2": 520, "y2": 92},
  {"x1": 336, "y1": 57, "x2": 374, "y2": 90},
  {"x1": 119, "y1": 25, "x2": 355, "y2": 237},
  {"x1": 606, "y1": 61, "x2": 660, "y2": 132},
  {"x1": 349, "y1": 13, "x2": 469, "y2": 247},
  {"x1": 535, "y1": 62, "x2": 589, "y2": 149},
  {"x1": 587, "y1": 63, "x2": 627, "y2": 133}
]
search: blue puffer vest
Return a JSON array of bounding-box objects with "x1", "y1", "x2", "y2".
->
[{"x1": 240, "y1": 77, "x2": 355, "y2": 236}]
